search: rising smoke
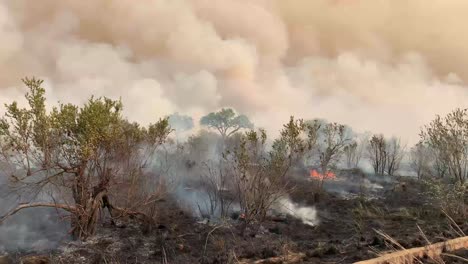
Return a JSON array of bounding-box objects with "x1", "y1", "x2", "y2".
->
[
  {"x1": 0, "y1": 0, "x2": 467, "y2": 251},
  {"x1": 0, "y1": 169, "x2": 69, "y2": 254},
  {"x1": 0, "y1": 0, "x2": 467, "y2": 144},
  {"x1": 277, "y1": 198, "x2": 319, "y2": 227}
]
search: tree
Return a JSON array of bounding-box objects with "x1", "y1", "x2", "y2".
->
[
  {"x1": 409, "y1": 141, "x2": 431, "y2": 179},
  {"x1": 200, "y1": 108, "x2": 253, "y2": 140},
  {"x1": 168, "y1": 113, "x2": 194, "y2": 133},
  {"x1": 316, "y1": 122, "x2": 352, "y2": 186},
  {"x1": 0, "y1": 78, "x2": 172, "y2": 240},
  {"x1": 344, "y1": 141, "x2": 358, "y2": 169},
  {"x1": 367, "y1": 134, "x2": 387, "y2": 175},
  {"x1": 421, "y1": 108, "x2": 468, "y2": 184},
  {"x1": 366, "y1": 134, "x2": 404, "y2": 176},
  {"x1": 429, "y1": 147, "x2": 449, "y2": 179},
  {"x1": 385, "y1": 137, "x2": 405, "y2": 176}
]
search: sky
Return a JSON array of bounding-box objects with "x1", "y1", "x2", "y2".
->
[{"x1": 1, "y1": 0, "x2": 467, "y2": 144}]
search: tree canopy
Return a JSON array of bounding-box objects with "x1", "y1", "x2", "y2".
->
[
  {"x1": 200, "y1": 108, "x2": 253, "y2": 139},
  {"x1": 421, "y1": 108, "x2": 468, "y2": 184},
  {"x1": 168, "y1": 112, "x2": 194, "y2": 133},
  {"x1": 0, "y1": 77, "x2": 172, "y2": 239}
]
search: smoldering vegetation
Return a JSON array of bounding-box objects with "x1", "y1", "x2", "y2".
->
[
  {"x1": 0, "y1": 1, "x2": 467, "y2": 262},
  {"x1": 0, "y1": 167, "x2": 70, "y2": 254},
  {"x1": 0, "y1": 81, "x2": 466, "y2": 263}
]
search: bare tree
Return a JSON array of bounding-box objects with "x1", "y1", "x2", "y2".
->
[
  {"x1": 344, "y1": 141, "x2": 358, "y2": 169},
  {"x1": 409, "y1": 141, "x2": 431, "y2": 180},
  {"x1": 421, "y1": 108, "x2": 468, "y2": 184},
  {"x1": 367, "y1": 134, "x2": 387, "y2": 175},
  {"x1": 317, "y1": 122, "x2": 352, "y2": 186},
  {"x1": 366, "y1": 135, "x2": 405, "y2": 176},
  {"x1": 385, "y1": 137, "x2": 405, "y2": 176}
]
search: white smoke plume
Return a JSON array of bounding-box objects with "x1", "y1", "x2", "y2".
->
[
  {"x1": 277, "y1": 198, "x2": 318, "y2": 227},
  {"x1": 1, "y1": 0, "x2": 468, "y2": 143}
]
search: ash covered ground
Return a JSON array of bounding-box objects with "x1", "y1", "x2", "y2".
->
[{"x1": 1, "y1": 170, "x2": 467, "y2": 264}]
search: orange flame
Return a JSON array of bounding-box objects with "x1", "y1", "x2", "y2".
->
[{"x1": 309, "y1": 169, "x2": 336, "y2": 180}]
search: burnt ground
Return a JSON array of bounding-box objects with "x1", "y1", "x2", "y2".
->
[{"x1": 3, "y1": 172, "x2": 468, "y2": 264}]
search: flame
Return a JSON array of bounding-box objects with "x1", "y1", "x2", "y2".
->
[{"x1": 309, "y1": 169, "x2": 336, "y2": 180}]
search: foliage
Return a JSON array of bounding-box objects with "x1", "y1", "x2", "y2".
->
[
  {"x1": 422, "y1": 178, "x2": 467, "y2": 218},
  {"x1": 200, "y1": 108, "x2": 253, "y2": 139},
  {"x1": 315, "y1": 122, "x2": 352, "y2": 186},
  {"x1": 420, "y1": 108, "x2": 468, "y2": 184},
  {"x1": 0, "y1": 77, "x2": 172, "y2": 239},
  {"x1": 227, "y1": 117, "x2": 319, "y2": 234}
]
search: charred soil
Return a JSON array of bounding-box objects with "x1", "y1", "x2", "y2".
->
[{"x1": 4, "y1": 173, "x2": 468, "y2": 264}]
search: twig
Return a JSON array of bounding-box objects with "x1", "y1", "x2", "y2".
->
[
  {"x1": 203, "y1": 224, "x2": 224, "y2": 258},
  {"x1": 441, "y1": 253, "x2": 468, "y2": 263},
  {"x1": 417, "y1": 224, "x2": 431, "y2": 245},
  {"x1": 442, "y1": 209, "x2": 465, "y2": 237}
]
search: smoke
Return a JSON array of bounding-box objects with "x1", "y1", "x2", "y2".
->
[
  {"x1": 0, "y1": 169, "x2": 69, "y2": 254},
  {"x1": 277, "y1": 198, "x2": 318, "y2": 227},
  {"x1": 2, "y1": 0, "x2": 468, "y2": 252},
  {"x1": 0, "y1": 0, "x2": 467, "y2": 144}
]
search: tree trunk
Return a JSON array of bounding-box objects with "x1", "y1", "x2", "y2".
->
[{"x1": 71, "y1": 170, "x2": 114, "y2": 240}]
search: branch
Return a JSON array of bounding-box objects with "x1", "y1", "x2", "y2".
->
[
  {"x1": 227, "y1": 126, "x2": 241, "y2": 138},
  {"x1": 110, "y1": 204, "x2": 153, "y2": 223},
  {"x1": 0, "y1": 203, "x2": 76, "y2": 224}
]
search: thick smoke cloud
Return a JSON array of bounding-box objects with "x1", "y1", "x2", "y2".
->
[{"x1": 1, "y1": 0, "x2": 468, "y2": 144}]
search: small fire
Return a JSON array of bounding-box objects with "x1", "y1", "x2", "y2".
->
[{"x1": 309, "y1": 169, "x2": 336, "y2": 180}]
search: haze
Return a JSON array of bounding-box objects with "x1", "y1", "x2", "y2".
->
[{"x1": 1, "y1": 0, "x2": 467, "y2": 144}]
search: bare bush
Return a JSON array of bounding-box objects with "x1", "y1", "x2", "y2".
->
[{"x1": 197, "y1": 160, "x2": 234, "y2": 219}]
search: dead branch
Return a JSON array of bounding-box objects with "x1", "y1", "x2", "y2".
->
[
  {"x1": 354, "y1": 236, "x2": 468, "y2": 264},
  {"x1": 0, "y1": 202, "x2": 76, "y2": 224}
]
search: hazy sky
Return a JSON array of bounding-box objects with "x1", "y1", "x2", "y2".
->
[{"x1": 1, "y1": 0, "x2": 467, "y2": 144}]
